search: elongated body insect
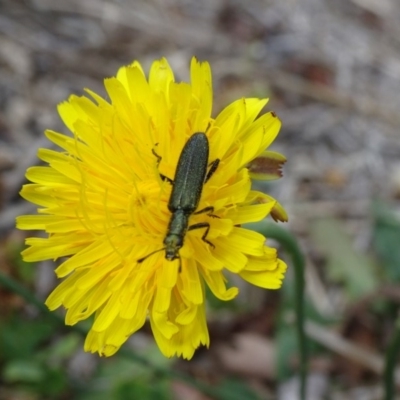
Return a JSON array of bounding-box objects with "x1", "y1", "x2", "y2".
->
[{"x1": 138, "y1": 132, "x2": 219, "y2": 264}]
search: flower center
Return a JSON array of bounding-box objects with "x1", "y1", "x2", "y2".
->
[{"x1": 128, "y1": 180, "x2": 167, "y2": 238}]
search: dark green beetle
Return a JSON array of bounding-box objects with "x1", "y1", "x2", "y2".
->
[{"x1": 138, "y1": 132, "x2": 219, "y2": 265}]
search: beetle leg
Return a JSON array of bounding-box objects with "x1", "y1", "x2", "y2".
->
[
  {"x1": 187, "y1": 222, "x2": 214, "y2": 248},
  {"x1": 205, "y1": 159, "x2": 220, "y2": 182},
  {"x1": 151, "y1": 146, "x2": 162, "y2": 166},
  {"x1": 160, "y1": 174, "x2": 174, "y2": 184},
  {"x1": 193, "y1": 206, "x2": 213, "y2": 215},
  {"x1": 152, "y1": 146, "x2": 174, "y2": 184},
  {"x1": 193, "y1": 206, "x2": 219, "y2": 219}
]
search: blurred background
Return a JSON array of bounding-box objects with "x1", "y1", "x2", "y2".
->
[{"x1": 1, "y1": 0, "x2": 400, "y2": 399}]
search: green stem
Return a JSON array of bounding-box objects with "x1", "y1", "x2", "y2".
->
[
  {"x1": 246, "y1": 221, "x2": 307, "y2": 400},
  {"x1": 384, "y1": 318, "x2": 400, "y2": 400}
]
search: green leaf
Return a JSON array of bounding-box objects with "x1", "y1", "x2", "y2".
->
[
  {"x1": 311, "y1": 218, "x2": 378, "y2": 300},
  {"x1": 215, "y1": 379, "x2": 261, "y2": 400},
  {"x1": 3, "y1": 359, "x2": 45, "y2": 383},
  {"x1": 0, "y1": 315, "x2": 58, "y2": 361},
  {"x1": 372, "y1": 202, "x2": 400, "y2": 281},
  {"x1": 115, "y1": 381, "x2": 170, "y2": 400},
  {"x1": 38, "y1": 367, "x2": 69, "y2": 397},
  {"x1": 46, "y1": 333, "x2": 81, "y2": 361},
  {"x1": 79, "y1": 347, "x2": 173, "y2": 400}
]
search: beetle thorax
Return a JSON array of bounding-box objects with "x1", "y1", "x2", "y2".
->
[
  {"x1": 163, "y1": 209, "x2": 189, "y2": 260},
  {"x1": 164, "y1": 233, "x2": 182, "y2": 260}
]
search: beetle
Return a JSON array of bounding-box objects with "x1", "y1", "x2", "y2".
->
[{"x1": 138, "y1": 132, "x2": 219, "y2": 265}]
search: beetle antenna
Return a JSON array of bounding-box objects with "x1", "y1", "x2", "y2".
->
[{"x1": 137, "y1": 247, "x2": 165, "y2": 263}]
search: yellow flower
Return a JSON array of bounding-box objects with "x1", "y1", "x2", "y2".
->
[{"x1": 17, "y1": 57, "x2": 288, "y2": 359}]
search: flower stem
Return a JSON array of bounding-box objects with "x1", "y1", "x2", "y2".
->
[
  {"x1": 246, "y1": 221, "x2": 307, "y2": 400},
  {"x1": 384, "y1": 318, "x2": 400, "y2": 400}
]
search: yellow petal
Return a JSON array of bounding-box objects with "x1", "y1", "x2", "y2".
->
[{"x1": 240, "y1": 259, "x2": 287, "y2": 289}]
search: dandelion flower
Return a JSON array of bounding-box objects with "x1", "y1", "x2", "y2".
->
[{"x1": 17, "y1": 57, "x2": 288, "y2": 359}]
